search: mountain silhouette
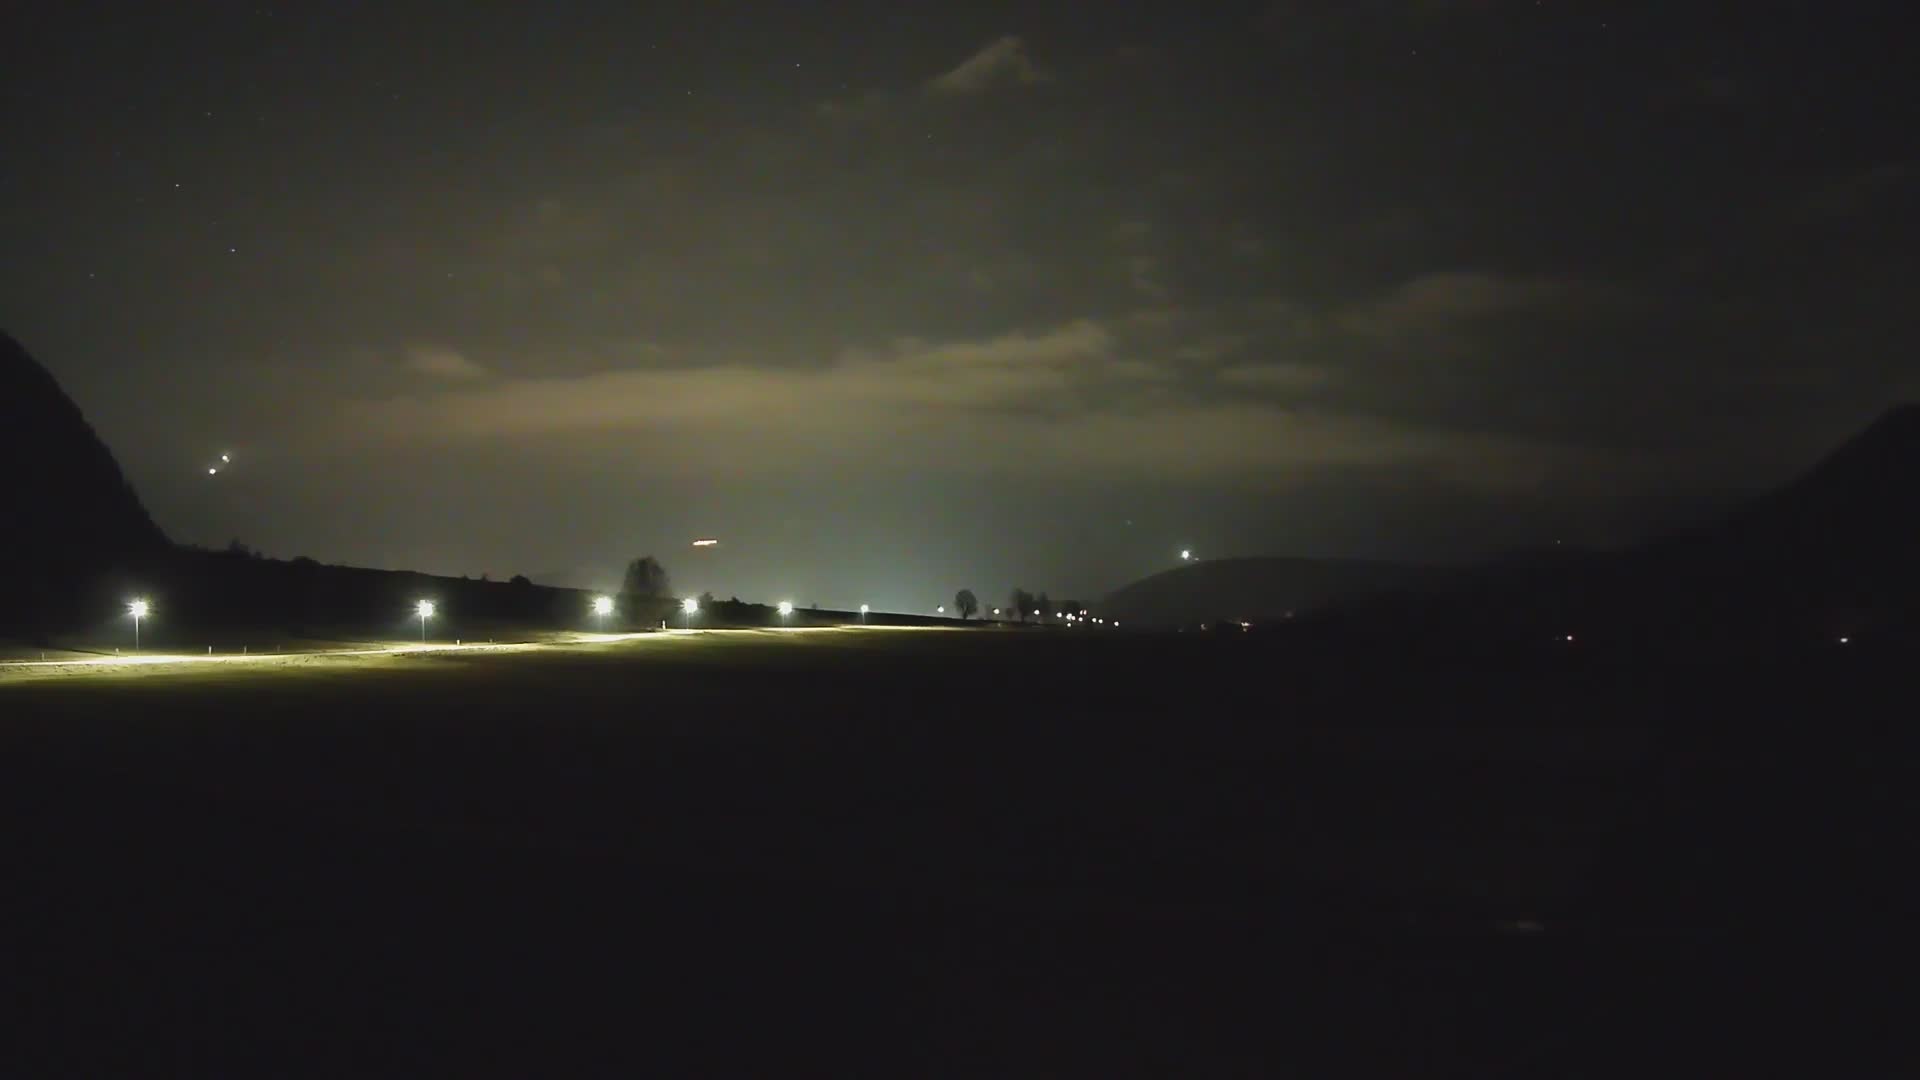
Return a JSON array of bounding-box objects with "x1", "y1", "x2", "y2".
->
[
  {"x1": 1, "y1": 331, "x2": 169, "y2": 627},
  {"x1": 1099, "y1": 556, "x2": 1440, "y2": 628},
  {"x1": 1630, "y1": 402, "x2": 1920, "y2": 639},
  {"x1": 1104, "y1": 405, "x2": 1920, "y2": 646}
]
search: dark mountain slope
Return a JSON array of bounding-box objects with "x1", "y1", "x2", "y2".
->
[{"x1": 1, "y1": 331, "x2": 169, "y2": 627}]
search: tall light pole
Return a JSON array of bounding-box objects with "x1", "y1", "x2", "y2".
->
[
  {"x1": 682, "y1": 596, "x2": 699, "y2": 630},
  {"x1": 592, "y1": 595, "x2": 614, "y2": 633},
  {"x1": 416, "y1": 599, "x2": 435, "y2": 643},
  {"x1": 128, "y1": 599, "x2": 148, "y2": 651}
]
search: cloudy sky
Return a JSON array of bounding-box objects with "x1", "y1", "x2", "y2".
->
[{"x1": 4, "y1": 2, "x2": 1915, "y2": 606}]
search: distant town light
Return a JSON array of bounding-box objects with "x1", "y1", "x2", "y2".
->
[
  {"x1": 1839, "y1": 636, "x2": 1851, "y2": 645},
  {"x1": 207, "y1": 467, "x2": 217, "y2": 475},
  {"x1": 1180, "y1": 549, "x2": 1192, "y2": 561},
  {"x1": 220, "y1": 453, "x2": 230, "y2": 463}
]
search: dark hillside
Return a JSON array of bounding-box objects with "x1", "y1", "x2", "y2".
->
[{"x1": 0, "y1": 332, "x2": 169, "y2": 630}]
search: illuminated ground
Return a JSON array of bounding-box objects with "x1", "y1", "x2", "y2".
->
[
  {"x1": 0, "y1": 625, "x2": 951, "y2": 683},
  {"x1": 1, "y1": 628, "x2": 1904, "y2": 1071}
]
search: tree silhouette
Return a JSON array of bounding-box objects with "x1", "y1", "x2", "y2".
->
[
  {"x1": 622, "y1": 556, "x2": 671, "y2": 599},
  {"x1": 1009, "y1": 588, "x2": 1036, "y2": 623},
  {"x1": 1037, "y1": 592, "x2": 1051, "y2": 621},
  {"x1": 955, "y1": 589, "x2": 979, "y2": 620}
]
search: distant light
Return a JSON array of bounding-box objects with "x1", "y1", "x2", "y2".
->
[
  {"x1": 692, "y1": 538, "x2": 719, "y2": 547},
  {"x1": 128, "y1": 599, "x2": 149, "y2": 619},
  {"x1": 1564, "y1": 634, "x2": 1575, "y2": 643},
  {"x1": 859, "y1": 604, "x2": 869, "y2": 613},
  {"x1": 1839, "y1": 636, "x2": 1851, "y2": 645},
  {"x1": 592, "y1": 596, "x2": 614, "y2": 616},
  {"x1": 220, "y1": 453, "x2": 230, "y2": 463},
  {"x1": 416, "y1": 600, "x2": 435, "y2": 618},
  {"x1": 1180, "y1": 549, "x2": 1191, "y2": 561},
  {"x1": 936, "y1": 605, "x2": 945, "y2": 613},
  {"x1": 207, "y1": 467, "x2": 217, "y2": 475},
  {"x1": 992, "y1": 608, "x2": 1000, "y2": 616},
  {"x1": 777, "y1": 601, "x2": 794, "y2": 616},
  {"x1": 1113, "y1": 621, "x2": 1120, "y2": 628},
  {"x1": 682, "y1": 597, "x2": 700, "y2": 614}
]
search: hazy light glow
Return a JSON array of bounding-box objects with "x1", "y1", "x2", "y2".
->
[
  {"x1": 936, "y1": 605, "x2": 945, "y2": 613},
  {"x1": 128, "y1": 599, "x2": 149, "y2": 619},
  {"x1": 859, "y1": 604, "x2": 869, "y2": 614},
  {"x1": 682, "y1": 597, "x2": 700, "y2": 614},
  {"x1": 777, "y1": 601, "x2": 794, "y2": 616},
  {"x1": 691, "y1": 538, "x2": 718, "y2": 547},
  {"x1": 592, "y1": 596, "x2": 614, "y2": 615},
  {"x1": 1181, "y1": 549, "x2": 1192, "y2": 561},
  {"x1": 220, "y1": 453, "x2": 230, "y2": 463},
  {"x1": 416, "y1": 600, "x2": 436, "y2": 618}
]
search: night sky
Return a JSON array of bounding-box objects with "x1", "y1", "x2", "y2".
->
[{"x1": 5, "y1": 2, "x2": 1914, "y2": 608}]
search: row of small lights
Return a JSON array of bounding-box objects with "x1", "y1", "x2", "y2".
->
[
  {"x1": 112, "y1": 598, "x2": 1863, "y2": 648},
  {"x1": 113, "y1": 595, "x2": 876, "y2": 649}
]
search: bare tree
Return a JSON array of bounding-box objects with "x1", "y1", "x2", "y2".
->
[{"x1": 955, "y1": 589, "x2": 979, "y2": 620}]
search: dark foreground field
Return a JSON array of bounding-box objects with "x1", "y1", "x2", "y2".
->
[{"x1": 1, "y1": 629, "x2": 1904, "y2": 1074}]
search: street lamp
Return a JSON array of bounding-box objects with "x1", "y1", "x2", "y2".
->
[
  {"x1": 859, "y1": 603, "x2": 869, "y2": 624},
  {"x1": 592, "y1": 595, "x2": 614, "y2": 632},
  {"x1": 1181, "y1": 549, "x2": 1192, "y2": 561},
  {"x1": 936, "y1": 605, "x2": 945, "y2": 614},
  {"x1": 128, "y1": 598, "x2": 149, "y2": 650},
  {"x1": 416, "y1": 599, "x2": 435, "y2": 642},
  {"x1": 681, "y1": 596, "x2": 699, "y2": 630},
  {"x1": 777, "y1": 600, "x2": 794, "y2": 623}
]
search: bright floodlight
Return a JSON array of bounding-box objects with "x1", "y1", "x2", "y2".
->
[
  {"x1": 129, "y1": 599, "x2": 149, "y2": 619},
  {"x1": 220, "y1": 453, "x2": 230, "y2": 463},
  {"x1": 777, "y1": 601, "x2": 794, "y2": 616},
  {"x1": 860, "y1": 604, "x2": 869, "y2": 613},
  {"x1": 1181, "y1": 549, "x2": 1192, "y2": 561},
  {"x1": 207, "y1": 467, "x2": 217, "y2": 475},
  {"x1": 936, "y1": 605, "x2": 945, "y2": 613},
  {"x1": 592, "y1": 596, "x2": 614, "y2": 616},
  {"x1": 417, "y1": 600, "x2": 435, "y2": 618},
  {"x1": 682, "y1": 597, "x2": 699, "y2": 614}
]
